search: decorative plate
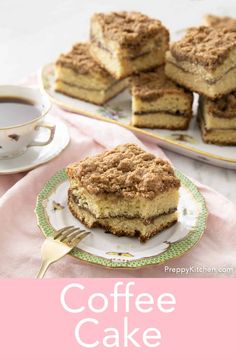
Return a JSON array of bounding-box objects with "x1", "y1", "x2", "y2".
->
[
  {"x1": 39, "y1": 64, "x2": 236, "y2": 170},
  {"x1": 35, "y1": 169, "x2": 207, "y2": 269}
]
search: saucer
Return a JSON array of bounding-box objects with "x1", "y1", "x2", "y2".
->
[{"x1": 0, "y1": 115, "x2": 70, "y2": 174}]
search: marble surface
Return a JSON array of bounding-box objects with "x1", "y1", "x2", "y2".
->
[{"x1": 0, "y1": 0, "x2": 235, "y2": 204}]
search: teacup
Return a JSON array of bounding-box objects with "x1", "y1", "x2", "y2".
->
[{"x1": 0, "y1": 85, "x2": 54, "y2": 159}]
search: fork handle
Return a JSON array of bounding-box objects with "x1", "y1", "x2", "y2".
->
[{"x1": 35, "y1": 260, "x2": 52, "y2": 279}]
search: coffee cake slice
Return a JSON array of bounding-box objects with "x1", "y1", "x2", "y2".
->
[
  {"x1": 90, "y1": 12, "x2": 169, "y2": 79},
  {"x1": 199, "y1": 93, "x2": 236, "y2": 145},
  {"x1": 165, "y1": 26, "x2": 236, "y2": 98},
  {"x1": 204, "y1": 14, "x2": 236, "y2": 32},
  {"x1": 131, "y1": 67, "x2": 193, "y2": 129},
  {"x1": 66, "y1": 144, "x2": 180, "y2": 242},
  {"x1": 54, "y1": 43, "x2": 128, "y2": 105}
]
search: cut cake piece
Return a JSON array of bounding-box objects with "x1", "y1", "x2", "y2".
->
[
  {"x1": 165, "y1": 26, "x2": 236, "y2": 99},
  {"x1": 199, "y1": 93, "x2": 236, "y2": 145},
  {"x1": 131, "y1": 66, "x2": 193, "y2": 129},
  {"x1": 66, "y1": 144, "x2": 180, "y2": 242},
  {"x1": 54, "y1": 43, "x2": 128, "y2": 105},
  {"x1": 90, "y1": 11, "x2": 169, "y2": 79}
]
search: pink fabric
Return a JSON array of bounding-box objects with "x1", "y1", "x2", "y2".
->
[{"x1": 0, "y1": 109, "x2": 236, "y2": 278}]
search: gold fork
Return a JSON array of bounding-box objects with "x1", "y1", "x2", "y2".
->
[{"x1": 36, "y1": 226, "x2": 90, "y2": 279}]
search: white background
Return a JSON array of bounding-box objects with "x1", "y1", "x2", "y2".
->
[{"x1": 0, "y1": 0, "x2": 235, "y2": 204}]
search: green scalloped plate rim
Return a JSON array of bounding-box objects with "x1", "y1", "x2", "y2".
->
[{"x1": 35, "y1": 169, "x2": 208, "y2": 269}]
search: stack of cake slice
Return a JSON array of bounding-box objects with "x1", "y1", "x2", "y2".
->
[
  {"x1": 54, "y1": 11, "x2": 194, "y2": 131},
  {"x1": 89, "y1": 11, "x2": 191, "y2": 130},
  {"x1": 165, "y1": 25, "x2": 236, "y2": 145},
  {"x1": 54, "y1": 12, "x2": 236, "y2": 144},
  {"x1": 66, "y1": 144, "x2": 180, "y2": 242},
  {"x1": 54, "y1": 11, "x2": 170, "y2": 107}
]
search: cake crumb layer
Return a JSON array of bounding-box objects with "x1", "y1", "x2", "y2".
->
[
  {"x1": 66, "y1": 144, "x2": 180, "y2": 199},
  {"x1": 170, "y1": 26, "x2": 236, "y2": 70},
  {"x1": 55, "y1": 43, "x2": 111, "y2": 78},
  {"x1": 91, "y1": 11, "x2": 168, "y2": 48},
  {"x1": 204, "y1": 14, "x2": 236, "y2": 32},
  {"x1": 131, "y1": 66, "x2": 192, "y2": 102}
]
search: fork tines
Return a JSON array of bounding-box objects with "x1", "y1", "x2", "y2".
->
[{"x1": 53, "y1": 226, "x2": 90, "y2": 246}]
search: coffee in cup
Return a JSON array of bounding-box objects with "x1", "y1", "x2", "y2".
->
[{"x1": 0, "y1": 85, "x2": 54, "y2": 159}]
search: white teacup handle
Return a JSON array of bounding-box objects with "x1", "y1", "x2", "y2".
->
[{"x1": 27, "y1": 123, "x2": 56, "y2": 147}]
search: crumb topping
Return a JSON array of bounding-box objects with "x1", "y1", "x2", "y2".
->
[
  {"x1": 131, "y1": 66, "x2": 192, "y2": 101},
  {"x1": 55, "y1": 43, "x2": 111, "y2": 77},
  {"x1": 170, "y1": 26, "x2": 236, "y2": 69},
  {"x1": 92, "y1": 11, "x2": 169, "y2": 48},
  {"x1": 66, "y1": 144, "x2": 180, "y2": 199},
  {"x1": 205, "y1": 14, "x2": 236, "y2": 32},
  {"x1": 207, "y1": 92, "x2": 236, "y2": 118}
]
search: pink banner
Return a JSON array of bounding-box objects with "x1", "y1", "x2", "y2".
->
[{"x1": 1, "y1": 279, "x2": 235, "y2": 353}]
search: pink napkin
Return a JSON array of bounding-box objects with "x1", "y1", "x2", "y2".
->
[{"x1": 0, "y1": 108, "x2": 236, "y2": 278}]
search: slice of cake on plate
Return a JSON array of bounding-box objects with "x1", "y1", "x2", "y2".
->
[
  {"x1": 131, "y1": 66, "x2": 193, "y2": 129},
  {"x1": 165, "y1": 26, "x2": 236, "y2": 99},
  {"x1": 66, "y1": 144, "x2": 180, "y2": 242},
  {"x1": 199, "y1": 93, "x2": 236, "y2": 145},
  {"x1": 54, "y1": 43, "x2": 128, "y2": 105},
  {"x1": 90, "y1": 11, "x2": 169, "y2": 79}
]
